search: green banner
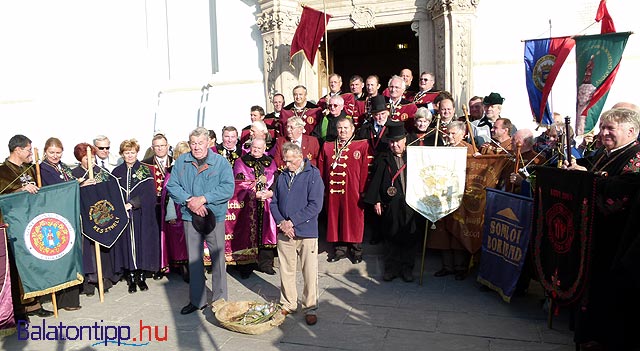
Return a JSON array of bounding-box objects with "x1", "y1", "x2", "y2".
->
[
  {"x1": 0, "y1": 181, "x2": 83, "y2": 298},
  {"x1": 574, "y1": 32, "x2": 630, "y2": 135}
]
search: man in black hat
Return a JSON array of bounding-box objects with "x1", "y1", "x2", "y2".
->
[
  {"x1": 364, "y1": 122, "x2": 419, "y2": 282},
  {"x1": 471, "y1": 92, "x2": 504, "y2": 145},
  {"x1": 356, "y1": 95, "x2": 392, "y2": 154}
]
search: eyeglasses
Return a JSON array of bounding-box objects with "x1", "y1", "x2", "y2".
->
[
  {"x1": 152, "y1": 144, "x2": 167, "y2": 149},
  {"x1": 419, "y1": 78, "x2": 431, "y2": 81},
  {"x1": 329, "y1": 104, "x2": 341, "y2": 108},
  {"x1": 97, "y1": 146, "x2": 110, "y2": 150}
]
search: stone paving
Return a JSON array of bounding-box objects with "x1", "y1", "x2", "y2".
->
[{"x1": 1, "y1": 247, "x2": 575, "y2": 351}]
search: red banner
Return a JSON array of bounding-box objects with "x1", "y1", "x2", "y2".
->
[
  {"x1": 290, "y1": 7, "x2": 332, "y2": 66},
  {"x1": 224, "y1": 181, "x2": 259, "y2": 264}
]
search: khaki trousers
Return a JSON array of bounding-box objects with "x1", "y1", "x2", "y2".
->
[{"x1": 277, "y1": 233, "x2": 318, "y2": 314}]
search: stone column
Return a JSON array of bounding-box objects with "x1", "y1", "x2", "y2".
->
[
  {"x1": 427, "y1": 0, "x2": 479, "y2": 115},
  {"x1": 257, "y1": 0, "x2": 321, "y2": 112}
]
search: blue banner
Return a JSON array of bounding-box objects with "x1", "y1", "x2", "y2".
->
[{"x1": 477, "y1": 188, "x2": 533, "y2": 302}]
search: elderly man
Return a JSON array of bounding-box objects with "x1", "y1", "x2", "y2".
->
[
  {"x1": 565, "y1": 108, "x2": 640, "y2": 350},
  {"x1": 215, "y1": 126, "x2": 242, "y2": 166},
  {"x1": 312, "y1": 95, "x2": 350, "y2": 143},
  {"x1": 384, "y1": 68, "x2": 415, "y2": 100},
  {"x1": 356, "y1": 95, "x2": 391, "y2": 154},
  {"x1": 281, "y1": 85, "x2": 322, "y2": 136},
  {"x1": 387, "y1": 75, "x2": 418, "y2": 127},
  {"x1": 445, "y1": 121, "x2": 477, "y2": 154},
  {"x1": 93, "y1": 135, "x2": 120, "y2": 172},
  {"x1": 273, "y1": 116, "x2": 320, "y2": 169},
  {"x1": 166, "y1": 127, "x2": 234, "y2": 315},
  {"x1": 364, "y1": 122, "x2": 420, "y2": 282},
  {"x1": 318, "y1": 117, "x2": 372, "y2": 263},
  {"x1": 0, "y1": 135, "x2": 55, "y2": 320},
  {"x1": 271, "y1": 142, "x2": 324, "y2": 325},
  {"x1": 233, "y1": 138, "x2": 278, "y2": 278},
  {"x1": 471, "y1": 92, "x2": 505, "y2": 145}
]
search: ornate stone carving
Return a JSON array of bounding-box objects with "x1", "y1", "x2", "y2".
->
[
  {"x1": 455, "y1": 20, "x2": 470, "y2": 89},
  {"x1": 411, "y1": 20, "x2": 420, "y2": 37},
  {"x1": 350, "y1": 6, "x2": 375, "y2": 29},
  {"x1": 427, "y1": 0, "x2": 479, "y2": 17},
  {"x1": 257, "y1": 9, "x2": 297, "y2": 33},
  {"x1": 264, "y1": 38, "x2": 274, "y2": 73}
]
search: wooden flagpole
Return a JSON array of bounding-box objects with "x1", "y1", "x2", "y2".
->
[
  {"x1": 86, "y1": 147, "x2": 105, "y2": 303},
  {"x1": 34, "y1": 148, "x2": 58, "y2": 318}
]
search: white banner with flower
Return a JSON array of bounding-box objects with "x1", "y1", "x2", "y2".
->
[{"x1": 406, "y1": 146, "x2": 467, "y2": 222}]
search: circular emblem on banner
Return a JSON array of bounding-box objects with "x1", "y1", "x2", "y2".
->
[
  {"x1": 353, "y1": 150, "x2": 361, "y2": 160},
  {"x1": 545, "y1": 203, "x2": 574, "y2": 254},
  {"x1": 24, "y1": 213, "x2": 75, "y2": 261},
  {"x1": 400, "y1": 113, "x2": 409, "y2": 121},
  {"x1": 89, "y1": 200, "x2": 116, "y2": 228},
  {"x1": 306, "y1": 116, "x2": 314, "y2": 125},
  {"x1": 533, "y1": 54, "x2": 556, "y2": 91}
]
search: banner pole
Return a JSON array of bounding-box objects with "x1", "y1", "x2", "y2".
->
[
  {"x1": 87, "y1": 147, "x2": 105, "y2": 303},
  {"x1": 34, "y1": 148, "x2": 58, "y2": 318},
  {"x1": 419, "y1": 220, "x2": 429, "y2": 286}
]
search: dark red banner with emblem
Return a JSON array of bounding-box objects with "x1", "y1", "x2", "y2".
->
[
  {"x1": 532, "y1": 167, "x2": 596, "y2": 305},
  {"x1": 224, "y1": 180, "x2": 259, "y2": 264}
]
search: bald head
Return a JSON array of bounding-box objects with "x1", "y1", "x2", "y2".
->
[
  {"x1": 513, "y1": 129, "x2": 534, "y2": 152},
  {"x1": 611, "y1": 101, "x2": 640, "y2": 113}
]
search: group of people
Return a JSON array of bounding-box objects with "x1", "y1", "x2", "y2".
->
[{"x1": 1, "y1": 67, "x2": 639, "y2": 346}]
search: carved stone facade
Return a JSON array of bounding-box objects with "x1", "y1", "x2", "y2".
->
[{"x1": 257, "y1": 0, "x2": 478, "y2": 114}]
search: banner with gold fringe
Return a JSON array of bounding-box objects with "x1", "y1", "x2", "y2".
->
[{"x1": 0, "y1": 181, "x2": 83, "y2": 299}]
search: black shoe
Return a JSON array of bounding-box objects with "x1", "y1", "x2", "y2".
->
[
  {"x1": 26, "y1": 308, "x2": 54, "y2": 318},
  {"x1": 180, "y1": 303, "x2": 204, "y2": 315},
  {"x1": 259, "y1": 267, "x2": 276, "y2": 275},
  {"x1": 434, "y1": 268, "x2": 455, "y2": 277},
  {"x1": 382, "y1": 271, "x2": 397, "y2": 282},
  {"x1": 127, "y1": 272, "x2": 137, "y2": 293},
  {"x1": 205, "y1": 266, "x2": 212, "y2": 274},
  {"x1": 152, "y1": 271, "x2": 165, "y2": 280},
  {"x1": 401, "y1": 269, "x2": 414, "y2": 283},
  {"x1": 351, "y1": 256, "x2": 363, "y2": 264},
  {"x1": 137, "y1": 271, "x2": 149, "y2": 291},
  {"x1": 454, "y1": 270, "x2": 467, "y2": 281},
  {"x1": 328, "y1": 253, "x2": 346, "y2": 262}
]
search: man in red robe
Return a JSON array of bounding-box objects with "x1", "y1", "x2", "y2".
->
[
  {"x1": 318, "y1": 117, "x2": 372, "y2": 263},
  {"x1": 281, "y1": 85, "x2": 322, "y2": 136},
  {"x1": 387, "y1": 75, "x2": 418, "y2": 131},
  {"x1": 273, "y1": 116, "x2": 320, "y2": 169}
]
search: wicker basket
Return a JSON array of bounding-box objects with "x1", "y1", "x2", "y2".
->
[{"x1": 214, "y1": 300, "x2": 285, "y2": 335}]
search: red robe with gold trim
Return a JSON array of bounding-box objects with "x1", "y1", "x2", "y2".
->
[
  {"x1": 318, "y1": 138, "x2": 372, "y2": 243},
  {"x1": 280, "y1": 107, "x2": 323, "y2": 136}
]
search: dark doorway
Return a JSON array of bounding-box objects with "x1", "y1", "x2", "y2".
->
[{"x1": 328, "y1": 23, "x2": 419, "y2": 93}]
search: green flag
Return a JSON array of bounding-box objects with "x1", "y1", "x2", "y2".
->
[
  {"x1": 574, "y1": 32, "x2": 630, "y2": 135},
  {"x1": 0, "y1": 181, "x2": 83, "y2": 299}
]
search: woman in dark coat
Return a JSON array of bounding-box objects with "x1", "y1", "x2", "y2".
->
[
  {"x1": 111, "y1": 139, "x2": 160, "y2": 293},
  {"x1": 39, "y1": 137, "x2": 83, "y2": 311}
]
